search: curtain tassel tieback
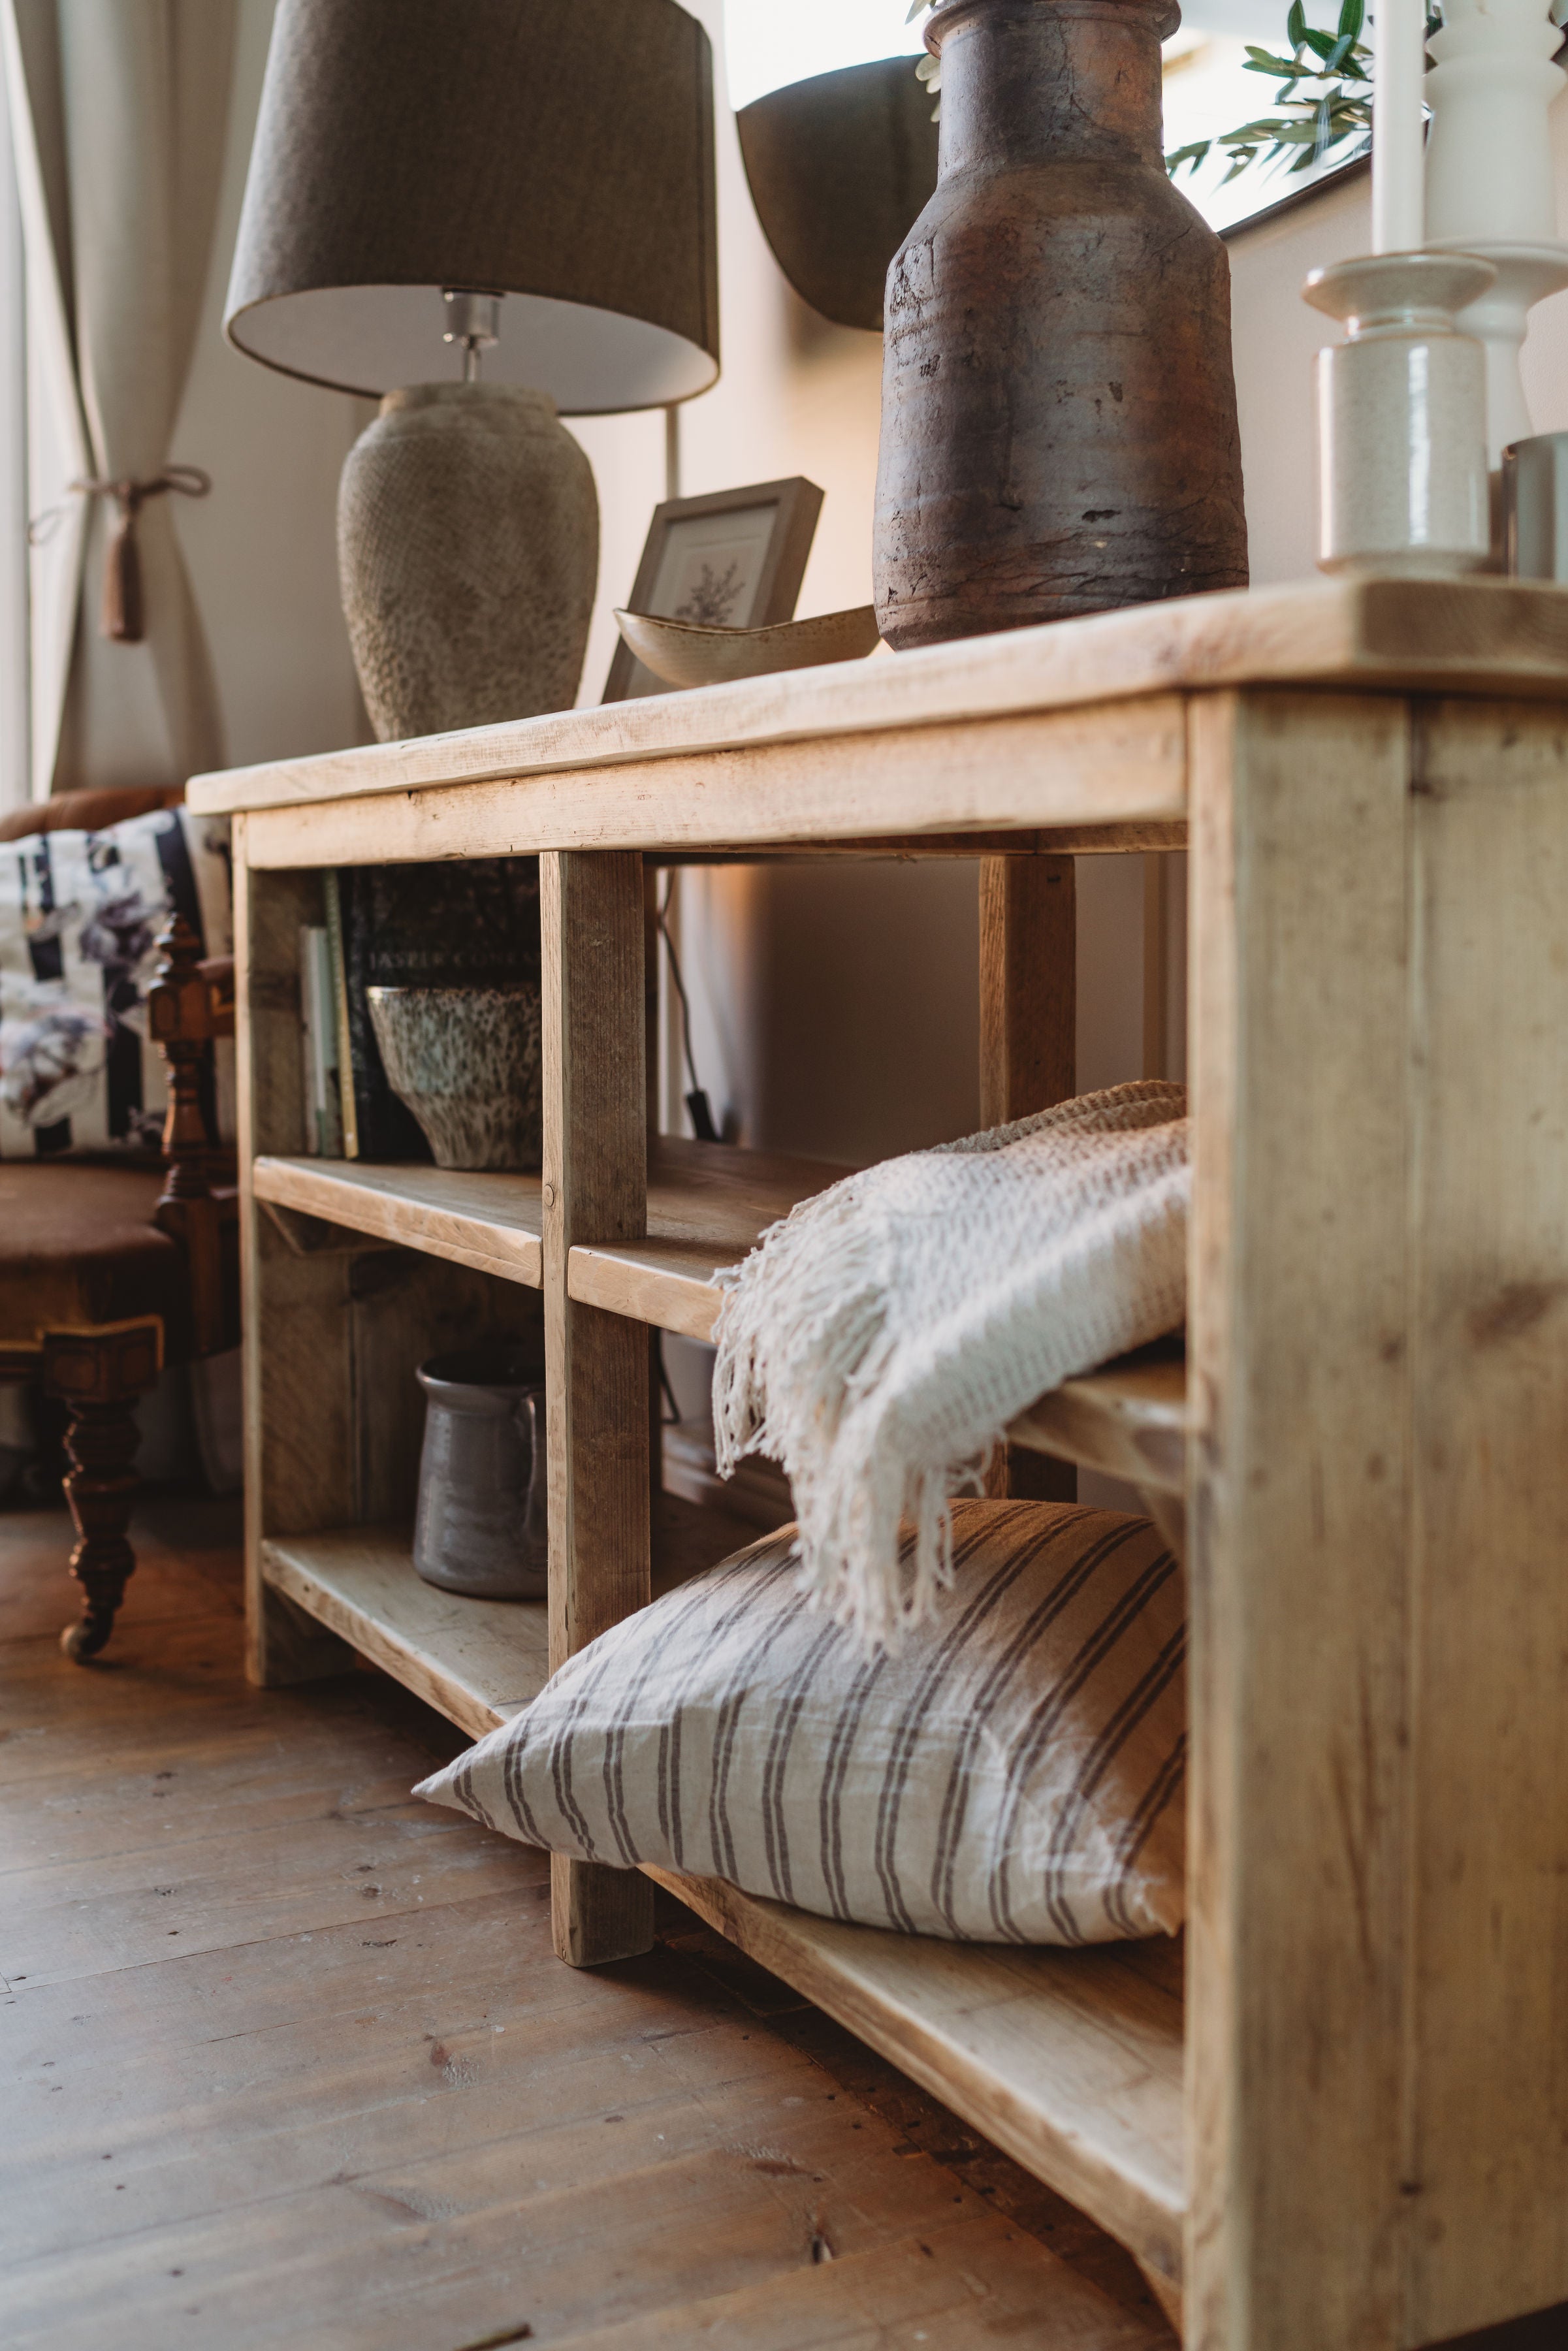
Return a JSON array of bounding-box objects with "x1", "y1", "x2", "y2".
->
[{"x1": 66, "y1": 466, "x2": 213, "y2": 645}]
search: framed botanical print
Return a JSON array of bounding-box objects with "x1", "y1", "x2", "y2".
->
[{"x1": 603, "y1": 476, "x2": 824, "y2": 701}]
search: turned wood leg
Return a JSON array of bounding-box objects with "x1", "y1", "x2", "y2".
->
[
  {"x1": 40, "y1": 1321, "x2": 161, "y2": 1663},
  {"x1": 59, "y1": 1398, "x2": 142, "y2": 1661}
]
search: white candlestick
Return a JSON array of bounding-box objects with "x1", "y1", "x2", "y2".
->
[
  {"x1": 1424, "y1": 0, "x2": 1568, "y2": 468},
  {"x1": 1371, "y1": 0, "x2": 1426, "y2": 253}
]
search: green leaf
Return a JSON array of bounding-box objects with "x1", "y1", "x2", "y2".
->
[
  {"x1": 1301, "y1": 25, "x2": 1340, "y2": 57},
  {"x1": 1287, "y1": 0, "x2": 1307, "y2": 44},
  {"x1": 1337, "y1": 0, "x2": 1364, "y2": 37}
]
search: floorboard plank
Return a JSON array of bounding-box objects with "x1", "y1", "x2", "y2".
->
[{"x1": 1, "y1": 1492, "x2": 1177, "y2": 2350}]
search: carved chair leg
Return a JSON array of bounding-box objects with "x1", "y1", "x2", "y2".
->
[
  {"x1": 40, "y1": 1322, "x2": 163, "y2": 1664},
  {"x1": 59, "y1": 1398, "x2": 145, "y2": 1661}
]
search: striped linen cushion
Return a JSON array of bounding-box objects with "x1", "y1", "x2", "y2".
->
[{"x1": 415, "y1": 1500, "x2": 1187, "y2": 1945}]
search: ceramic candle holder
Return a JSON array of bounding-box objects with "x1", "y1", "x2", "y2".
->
[
  {"x1": 1303, "y1": 253, "x2": 1496, "y2": 577},
  {"x1": 367, "y1": 982, "x2": 543, "y2": 1171}
]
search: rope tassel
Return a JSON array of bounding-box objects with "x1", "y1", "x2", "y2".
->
[{"x1": 69, "y1": 466, "x2": 212, "y2": 643}]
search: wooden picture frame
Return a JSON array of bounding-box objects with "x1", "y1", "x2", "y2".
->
[{"x1": 603, "y1": 476, "x2": 824, "y2": 702}]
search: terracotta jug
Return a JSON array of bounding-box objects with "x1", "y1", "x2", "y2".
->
[{"x1": 874, "y1": 0, "x2": 1248, "y2": 648}]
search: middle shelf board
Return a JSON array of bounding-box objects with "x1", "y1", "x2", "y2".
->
[
  {"x1": 253, "y1": 1156, "x2": 546, "y2": 1287},
  {"x1": 253, "y1": 1142, "x2": 1190, "y2": 1495},
  {"x1": 570, "y1": 1134, "x2": 854, "y2": 1339}
]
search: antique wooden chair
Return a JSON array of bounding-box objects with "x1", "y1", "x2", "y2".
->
[{"x1": 0, "y1": 912, "x2": 239, "y2": 1659}]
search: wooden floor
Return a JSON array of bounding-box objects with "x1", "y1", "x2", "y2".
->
[
  {"x1": 7, "y1": 1501, "x2": 1566, "y2": 2351},
  {"x1": 0, "y1": 1492, "x2": 1177, "y2": 2351}
]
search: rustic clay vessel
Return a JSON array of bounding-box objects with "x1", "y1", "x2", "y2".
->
[
  {"x1": 366, "y1": 983, "x2": 543, "y2": 1172},
  {"x1": 874, "y1": 0, "x2": 1248, "y2": 648}
]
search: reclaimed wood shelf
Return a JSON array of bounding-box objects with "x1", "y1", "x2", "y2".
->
[
  {"x1": 253, "y1": 1156, "x2": 545, "y2": 1285},
  {"x1": 209, "y1": 577, "x2": 1568, "y2": 2344},
  {"x1": 572, "y1": 1134, "x2": 850, "y2": 1335},
  {"x1": 263, "y1": 1495, "x2": 767, "y2": 1748},
  {"x1": 263, "y1": 1525, "x2": 549, "y2": 1744},
  {"x1": 268, "y1": 1526, "x2": 1185, "y2": 2297},
  {"x1": 1009, "y1": 1344, "x2": 1188, "y2": 1497},
  {"x1": 255, "y1": 1141, "x2": 1187, "y2": 1496}
]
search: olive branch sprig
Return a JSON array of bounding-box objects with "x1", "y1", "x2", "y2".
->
[{"x1": 1166, "y1": 1, "x2": 1443, "y2": 186}]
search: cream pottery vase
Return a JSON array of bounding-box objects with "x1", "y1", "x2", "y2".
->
[
  {"x1": 1304, "y1": 254, "x2": 1496, "y2": 577},
  {"x1": 338, "y1": 382, "x2": 598, "y2": 741}
]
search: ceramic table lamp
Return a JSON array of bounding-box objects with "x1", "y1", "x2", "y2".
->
[{"x1": 224, "y1": 0, "x2": 719, "y2": 741}]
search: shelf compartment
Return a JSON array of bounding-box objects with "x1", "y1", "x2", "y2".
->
[
  {"x1": 262, "y1": 1526, "x2": 549, "y2": 1743},
  {"x1": 253, "y1": 1157, "x2": 544, "y2": 1287},
  {"x1": 569, "y1": 1135, "x2": 852, "y2": 1341},
  {"x1": 261, "y1": 1495, "x2": 768, "y2": 1748},
  {"x1": 645, "y1": 1866, "x2": 1186, "y2": 2294},
  {"x1": 261, "y1": 1524, "x2": 1187, "y2": 2293}
]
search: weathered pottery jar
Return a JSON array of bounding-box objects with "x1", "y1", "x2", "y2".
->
[
  {"x1": 413, "y1": 1348, "x2": 548, "y2": 1600},
  {"x1": 338, "y1": 382, "x2": 598, "y2": 741},
  {"x1": 874, "y1": 0, "x2": 1249, "y2": 648}
]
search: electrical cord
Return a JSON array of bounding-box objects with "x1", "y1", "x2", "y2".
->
[{"x1": 657, "y1": 872, "x2": 720, "y2": 1143}]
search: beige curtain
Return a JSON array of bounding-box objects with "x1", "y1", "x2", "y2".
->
[{"x1": 3, "y1": 0, "x2": 235, "y2": 798}]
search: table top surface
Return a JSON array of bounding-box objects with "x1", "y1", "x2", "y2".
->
[{"x1": 189, "y1": 576, "x2": 1568, "y2": 820}]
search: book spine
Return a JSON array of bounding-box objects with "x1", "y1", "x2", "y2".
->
[
  {"x1": 303, "y1": 931, "x2": 324, "y2": 1161},
  {"x1": 323, "y1": 871, "x2": 359, "y2": 1160},
  {"x1": 298, "y1": 926, "x2": 323, "y2": 1153}
]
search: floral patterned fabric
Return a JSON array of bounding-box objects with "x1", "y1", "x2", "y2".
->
[{"x1": 0, "y1": 807, "x2": 232, "y2": 1159}]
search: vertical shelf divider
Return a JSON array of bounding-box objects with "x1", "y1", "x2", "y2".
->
[{"x1": 541, "y1": 848, "x2": 655, "y2": 1966}]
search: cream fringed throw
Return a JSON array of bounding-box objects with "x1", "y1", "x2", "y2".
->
[{"x1": 712, "y1": 1080, "x2": 1189, "y2": 1644}]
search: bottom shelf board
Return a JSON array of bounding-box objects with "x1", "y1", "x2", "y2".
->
[
  {"x1": 260, "y1": 1494, "x2": 767, "y2": 1748},
  {"x1": 262, "y1": 1526, "x2": 549, "y2": 1744},
  {"x1": 263, "y1": 1509, "x2": 1187, "y2": 2297},
  {"x1": 647, "y1": 1868, "x2": 1187, "y2": 2295}
]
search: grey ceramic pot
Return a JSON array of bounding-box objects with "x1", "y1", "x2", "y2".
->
[
  {"x1": 367, "y1": 983, "x2": 543, "y2": 1171},
  {"x1": 413, "y1": 1347, "x2": 548, "y2": 1601}
]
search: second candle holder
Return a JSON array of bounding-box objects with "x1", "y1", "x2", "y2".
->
[{"x1": 1304, "y1": 252, "x2": 1496, "y2": 577}]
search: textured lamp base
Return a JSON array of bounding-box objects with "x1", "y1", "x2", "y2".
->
[{"x1": 338, "y1": 381, "x2": 599, "y2": 741}]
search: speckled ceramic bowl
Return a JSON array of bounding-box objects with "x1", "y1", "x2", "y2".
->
[{"x1": 367, "y1": 983, "x2": 542, "y2": 1171}]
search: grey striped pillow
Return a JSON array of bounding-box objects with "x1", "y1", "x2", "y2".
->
[{"x1": 415, "y1": 1500, "x2": 1186, "y2": 1945}]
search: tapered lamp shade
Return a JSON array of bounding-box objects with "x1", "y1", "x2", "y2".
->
[{"x1": 224, "y1": 0, "x2": 720, "y2": 413}]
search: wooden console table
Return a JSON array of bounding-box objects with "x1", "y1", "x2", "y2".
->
[{"x1": 191, "y1": 577, "x2": 1568, "y2": 2349}]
